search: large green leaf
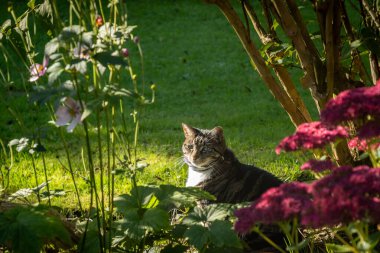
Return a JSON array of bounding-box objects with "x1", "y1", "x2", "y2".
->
[
  {"x1": 114, "y1": 185, "x2": 157, "y2": 212},
  {"x1": 156, "y1": 184, "x2": 215, "y2": 208},
  {"x1": 0, "y1": 206, "x2": 72, "y2": 253},
  {"x1": 208, "y1": 220, "x2": 242, "y2": 248},
  {"x1": 184, "y1": 224, "x2": 210, "y2": 250},
  {"x1": 115, "y1": 207, "x2": 169, "y2": 240},
  {"x1": 182, "y1": 204, "x2": 231, "y2": 225}
]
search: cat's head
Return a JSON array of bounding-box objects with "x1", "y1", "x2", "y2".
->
[{"x1": 182, "y1": 123, "x2": 226, "y2": 170}]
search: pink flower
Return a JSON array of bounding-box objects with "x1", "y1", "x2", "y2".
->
[
  {"x1": 321, "y1": 80, "x2": 380, "y2": 125},
  {"x1": 29, "y1": 56, "x2": 49, "y2": 82},
  {"x1": 276, "y1": 121, "x2": 348, "y2": 154},
  {"x1": 348, "y1": 137, "x2": 368, "y2": 151},
  {"x1": 234, "y1": 182, "x2": 312, "y2": 234},
  {"x1": 303, "y1": 166, "x2": 380, "y2": 227},
  {"x1": 55, "y1": 97, "x2": 83, "y2": 132},
  {"x1": 300, "y1": 159, "x2": 336, "y2": 172}
]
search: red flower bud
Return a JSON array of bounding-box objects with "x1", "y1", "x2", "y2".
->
[{"x1": 96, "y1": 15, "x2": 103, "y2": 27}]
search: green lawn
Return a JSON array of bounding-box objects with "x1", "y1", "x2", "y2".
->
[{"x1": 0, "y1": 0, "x2": 313, "y2": 208}]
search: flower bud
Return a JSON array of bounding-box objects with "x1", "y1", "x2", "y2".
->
[
  {"x1": 121, "y1": 48, "x2": 129, "y2": 58},
  {"x1": 96, "y1": 15, "x2": 104, "y2": 27}
]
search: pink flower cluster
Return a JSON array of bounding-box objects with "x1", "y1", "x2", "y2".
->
[
  {"x1": 300, "y1": 159, "x2": 336, "y2": 172},
  {"x1": 304, "y1": 166, "x2": 380, "y2": 227},
  {"x1": 234, "y1": 182, "x2": 312, "y2": 233},
  {"x1": 321, "y1": 80, "x2": 380, "y2": 125},
  {"x1": 234, "y1": 166, "x2": 380, "y2": 233},
  {"x1": 275, "y1": 121, "x2": 348, "y2": 154}
]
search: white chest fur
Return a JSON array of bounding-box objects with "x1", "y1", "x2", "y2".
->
[{"x1": 186, "y1": 166, "x2": 212, "y2": 187}]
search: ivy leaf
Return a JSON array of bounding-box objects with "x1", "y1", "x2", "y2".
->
[{"x1": 184, "y1": 224, "x2": 210, "y2": 250}]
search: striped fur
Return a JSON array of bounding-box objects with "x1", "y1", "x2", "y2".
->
[{"x1": 182, "y1": 123, "x2": 282, "y2": 203}]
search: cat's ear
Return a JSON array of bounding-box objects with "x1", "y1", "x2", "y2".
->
[
  {"x1": 211, "y1": 126, "x2": 225, "y2": 142},
  {"x1": 182, "y1": 123, "x2": 197, "y2": 138}
]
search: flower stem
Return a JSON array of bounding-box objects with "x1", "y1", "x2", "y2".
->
[
  {"x1": 252, "y1": 226, "x2": 287, "y2": 253},
  {"x1": 30, "y1": 154, "x2": 41, "y2": 204}
]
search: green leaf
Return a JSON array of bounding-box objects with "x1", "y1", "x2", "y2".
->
[
  {"x1": 68, "y1": 59, "x2": 87, "y2": 74},
  {"x1": 78, "y1": 227, "x2": 100, "y2": 253},
  {"x1": 156, "y1": 185, "x2": 215, "y2": 208},
  {"x1": 45, "y1": 38, "x2": 60, "y2": 56},
  {"x1": 183, "y1": 204, "x2": 231, "y2": 225},
  {"x1": 18, "y1": 13, "x2": 29, "y2": 32},
  {"x1": 116, "y1": 209, "x2": 146, "y2": 239},
  {"x1": 81, "y1": 107, "x2": 92, "y2": 121},
  {"x1": 114, "y1": 186, "x2": 157, "y2": 212},
  {"x1": 8, "y1": 188, "x2": 33, "y2": 201},
  {"x1": 209, "y1": 220, "x2": 242, "y2": 248},
  {"x1": 27, "y1": 0, "x2": 36, "y2": 9},
  {"x1": 184, "y1": 224, "x2": 210, "y2": 250},
  {"x1": 0, "y1": 206, "x2": 72, "y2": 253},
  {"x1": 286, "y1": 238, "x2": 310, "y2": 251},
  {"x1": 93, "y1": 51, "x2": 127, "y2": 66},
  {"x1": 82, "y1": 31, "x2": 94, "y2": 47},
  {"x1": 325, "y1": 243, "x2": 353, "y2": 252},
  {"x1": 59, "y1": 25, "x2": 84, "y2": 41},
  {"x1": 142, "y1": 208, "x2": 169, "y2": 231},
  {"x1": 350, "y1": 40, "x2": 362, "y2": 49},
  {"x1": 35, "y1": 0, "x2": 53, "y2": 23}
]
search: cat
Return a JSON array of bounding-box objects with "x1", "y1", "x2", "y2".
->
[
  {"x1": 182, "y1": 123, "x2": 282, "y2": 204},
  {"x1": 181, "y1": 123, "x2": 284, "y2": 252}
]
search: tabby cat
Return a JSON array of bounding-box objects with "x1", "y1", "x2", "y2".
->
[{"x1": 182, "y1": 123, "x2": 282, "y2": 204}]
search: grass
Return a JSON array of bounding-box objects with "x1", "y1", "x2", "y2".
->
[{"x1": 0, "y1": 0, "x2": 314, "y2": 209}]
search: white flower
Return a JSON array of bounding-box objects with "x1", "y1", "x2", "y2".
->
[{"x1": 55, "y1": 97, "x2": 83, "y2": 132}]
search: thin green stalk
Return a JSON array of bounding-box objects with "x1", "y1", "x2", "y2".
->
[
  {"x1": 83, "y1": 119, "x2": 104, "y2": 253},
  {"x1": 30, "y1": 154, "x2": 41, "y2": 204},
  {"x1": 47, "y1": 102, "x2": 83, "y2": 211},
  {"x1": 93, "y1": 59, "x2": 107, "y2": 248},
  {"x1": 96, "y1": 108, "x2": 107, "y2": 247},
  {"x1": 335, "y1": 232, "x2": 358, "y2": 253},
  {"x1": 41, "y1": 152, "x2": 51, "y2": 207},
  {"x1": 59, "y1": 128, "x2": 83, "y2": 212},
  {"x1": 106, "y1": 105, "x2": 112, "y2": 252},
  {"x1": 252, "y1": 226, "x2": 287, "y2": 253},
  {"x1": 73, "y1": 74, "x2": 104, "y2": 252},
  {"x1": 279, "y1": 221, "x2": 298, "y2": 253}
]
